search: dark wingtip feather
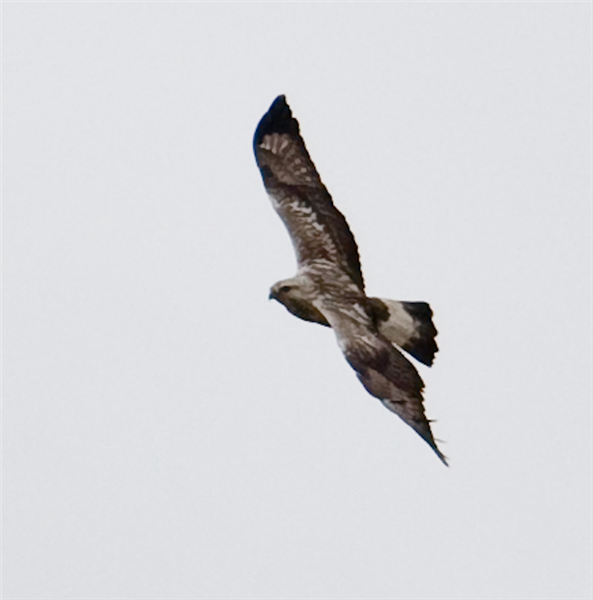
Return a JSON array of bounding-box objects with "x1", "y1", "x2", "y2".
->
[
  {"x1": 254, "y1": 95, "x2": 300, "y2": 147},
  {"x1": 413, "y1": 421, "x2": 449, "y2": 466},
  {"x1": 431, "y1": 443, "x2": 449, "y2": 467}
]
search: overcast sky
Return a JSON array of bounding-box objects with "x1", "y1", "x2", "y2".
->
[{"x1": 4, "y1": 2, "x2": 592, "y2": 599}]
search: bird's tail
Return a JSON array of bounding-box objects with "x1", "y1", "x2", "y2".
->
[{"x1": 367, "y1": 298, "x2": 438, "y2": 366}]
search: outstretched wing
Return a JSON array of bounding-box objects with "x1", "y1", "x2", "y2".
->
[
  {"x1": 316, "y1": 297, "x2": 447, "y2": 465},
  {"x1": 254, "y1": 95, "x2": 365, "y2": 291}
]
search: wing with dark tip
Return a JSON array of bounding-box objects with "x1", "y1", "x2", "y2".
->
[
  {"x1": 253, "y1": 95, "x2": 365, "y2": 291},
  {"x1": 316, "y1": 299, "x2": 448, "y2": 465},
  {"x1": 355, "y1": 346, "x2": 447, "y2": 465}
]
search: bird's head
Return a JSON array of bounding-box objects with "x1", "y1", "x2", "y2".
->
[
  {"x1": 269, "y1": 275, "x2": 313, "y2": 302},
  {"x1": 269, "y1": 275, "x2": 329, "y2": 326}
]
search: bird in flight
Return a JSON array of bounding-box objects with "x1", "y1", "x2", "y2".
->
[{"x1": 253, "y1": 95, "x2": 447, "y2": 465}]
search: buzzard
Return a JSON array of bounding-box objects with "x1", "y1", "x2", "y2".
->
[{"x1": 253, "y1": 95, "x2": 447, "y2": 465}]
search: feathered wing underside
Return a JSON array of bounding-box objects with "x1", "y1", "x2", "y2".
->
[
  {"x1": 315, "y1": 298, "x2": 447, "y2": 465},
  {"x1": 254, "y1": 95, "x2": 364, "y2": 290}
]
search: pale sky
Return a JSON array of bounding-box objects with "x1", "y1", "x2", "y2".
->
[{"x1": 4, "y1": 3, "x2": 592, "y2": 599}]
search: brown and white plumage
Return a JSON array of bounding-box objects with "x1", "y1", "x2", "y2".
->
[{"x1": 254, "y1": 95, "x2": 446, "y2": 465}]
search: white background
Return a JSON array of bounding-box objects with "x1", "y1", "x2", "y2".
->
[{"x1": 4, "y1": 3, "x2": 592, "y2": 599}]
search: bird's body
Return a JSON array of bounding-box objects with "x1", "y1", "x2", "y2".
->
[{"x1": 254, "y1": 95, "x2": 447, "y2": 465}]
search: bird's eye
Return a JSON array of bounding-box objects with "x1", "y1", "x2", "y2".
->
[{"x1": 279, "y1": 285, "x2": 292, "y2": 293}]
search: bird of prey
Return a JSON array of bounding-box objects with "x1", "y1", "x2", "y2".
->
[{"x1": 253, "y1": 95, "x2": 447, "y2": 465}]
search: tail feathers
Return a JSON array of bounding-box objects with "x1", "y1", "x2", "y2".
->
[{"x1": 368, "y1": 298, "x2": 438, "y2": 366}]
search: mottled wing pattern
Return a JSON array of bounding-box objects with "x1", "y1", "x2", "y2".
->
[
  {"x1": 253, "y1": 95, "x2": 365, "y2": 290},
  {"x1": 316, "y1": 298, "x2": 447, "y2": 465},
  {"x1": 357, "y1": 347, "x2": 446, "y2": 465}
]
